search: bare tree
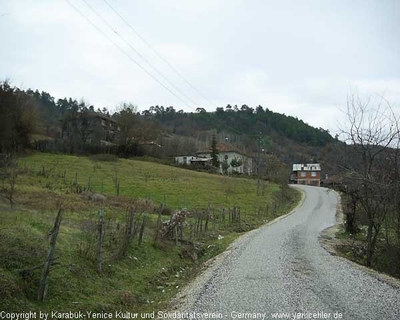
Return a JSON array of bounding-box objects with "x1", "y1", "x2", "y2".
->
[
  {"x1": 114, "y1": 102, "x2": 160, "y2": 157},
  {"x1": 338, "y1": 93, "x2": 400, "y2": 267}
]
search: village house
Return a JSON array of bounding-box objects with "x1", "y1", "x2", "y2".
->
[
  {"x1": 196, "y1": 144, "x2": 253, "y2": 175},
  {"x1": 174, "y1": 155, "x2": 212, "y2": 166},
  {"x1": 62, "y1": 111, "x2": 120, "y2": 145},
  {"x1": 174, "y1": 144, "x2": 253, "y2": 175},
  {"x1": 290, "y1": 163, "x2": 321, "y2": 186}
]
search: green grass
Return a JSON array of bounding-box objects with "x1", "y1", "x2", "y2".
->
[
  {"x1": 0, "y1": 152, "x2": 301, "y2": 312},
  {"x1": 19, "y1": 153, "x2": 280, "y2": 213}
]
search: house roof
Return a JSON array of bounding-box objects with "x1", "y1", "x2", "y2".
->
[
  {"x1": 293, "y1": 163, "x2": 321, "y2": 171},
  {"x1": 172, "y1": 155, "x2": 211, "y2": 160},
  {"x1": 63, "y1": 111, "x2": 118, "y2": 125},
  {"x1": 190, "y1": 157, "x2": 212, "y2": 162},
  {"x1": 196, "y1": 143, "x2": 249, "y2": 157}
]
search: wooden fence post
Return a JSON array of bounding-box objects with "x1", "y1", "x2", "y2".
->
[
  {"x1": 138, "y1": 216, "x2": 146, "y2": 246},
  {"x1": 38, "y1": 205, "x2": 63, "y2": 301},
  {"x1": 155, "y1": 204, "x2": 163, "y2": 242},
  {"x1": 213, "y1": 208, "x2": 216, "y2": 232},
  {"x1": 189, "y1": 224, "x2": 194, "y2": 243},
  {"x1": 121, "y1": 208, "x2": 135, "y2": 257},
  {"x1": 174, "y1": 225, "x2": 178, "y2": 246},
  {"x1": 199, "y1": 214, "x2": 203, "y2": 234},
  {"x1": 97, "y1": 209, "x2": 105, "y2": 273},
  {"x1": 205, "y1": 213, "x2": 209, "y2": 233},
  {"x1": 196, "y1": 215, "x2": 200, "y2": 237}
]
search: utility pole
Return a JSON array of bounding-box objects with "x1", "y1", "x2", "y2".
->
[{"x1": 257, "y1": 132, "x2": 261, "y2": 196}]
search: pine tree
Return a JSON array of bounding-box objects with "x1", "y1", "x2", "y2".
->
[{"x1": 211, "y1": 134, "x2": 220, "y2": 168}]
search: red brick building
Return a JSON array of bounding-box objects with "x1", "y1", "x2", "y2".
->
[{"x1": 290, "y1": 163, "x2": 321, "y2": 186}]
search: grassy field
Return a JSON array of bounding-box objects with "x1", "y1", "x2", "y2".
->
[
  {"x1": 0, "y1": 152, "x2": 300, "y2": 313},
  {"x1": 17, "y1": 153, "x2": 282, "y2": 212}
]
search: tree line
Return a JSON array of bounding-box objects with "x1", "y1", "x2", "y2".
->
[
  {"x1": 0, "y1": 80, "x2": 336, "y2": 164},
  {"x1": 140, "y1": 103, "x2": 335, "y2": 147},
  {"x1": 0, "y1": 81, "x2": 161, "y2": 157}
]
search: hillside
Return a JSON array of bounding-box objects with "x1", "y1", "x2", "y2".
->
[
  {"x1": 146, "y1": 104, "x2": 334, "y2": 147},
  {"x1": 0, "y1": 82, "x2": 337, "y2": 164},
  {"x1": 0, "y1": 152, "x2": 300, "y2": 312},
  {"x1": 142, "y1": 105, "x2": 337, "y2": 166}
]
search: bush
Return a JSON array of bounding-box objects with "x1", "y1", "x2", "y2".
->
[{"x1": 0, "y1": 225, "x2": 47, "y2": 270}]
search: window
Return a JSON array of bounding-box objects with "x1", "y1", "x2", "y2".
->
[
  {"x1": 311, "y1": 172, "x2": 317, "y2": 177},
  {"x1": 300, "y1": 172, "x2": 306, "y2": 177}
]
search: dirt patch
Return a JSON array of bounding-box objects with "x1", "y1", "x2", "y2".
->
[{"x1": 319, "y1": 194, "x2": 344, "y2": 256}]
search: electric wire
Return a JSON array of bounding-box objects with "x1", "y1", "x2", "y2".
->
[
  {"x1": 80, "y1": 0, "x2": 200, "y2": 109},
  {"x1": 66, "y1": 0, "x2": 260, "y2": 138},
  {"x1": 102, "y1": 0, "x2": 216, "y2": 109},
  {"x1": 100, "y1": 0, "x2": 256, "y2": 136},
  {"x1": 64, "y1": 0, "x2": 194, "y2": 109}
]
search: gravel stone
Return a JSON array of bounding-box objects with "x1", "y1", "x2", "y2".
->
[{"x1": 170, "y1": 186, "x2": 400, "y2": 320}]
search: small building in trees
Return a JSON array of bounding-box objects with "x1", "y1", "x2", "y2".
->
[
  {"x1": 174, "y1": 155, "x2": 212, "y2": 167},
  {"x1": 62, "y1": 111, "x2": 120, "y2": 145},
  {"x1": 290, "y1": 163, "x2": 321, "y2": 186}
]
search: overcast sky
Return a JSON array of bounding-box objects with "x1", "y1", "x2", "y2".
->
[{"x1": 1, "y1": 0, "x2": 399, "y2": 135}]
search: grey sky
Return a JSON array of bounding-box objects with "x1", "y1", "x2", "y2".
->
[{"x1": 1, "y1": 0, "x2": 399, "y2": 134}]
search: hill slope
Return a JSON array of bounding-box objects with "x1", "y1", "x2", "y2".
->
[
  {"x1": 0, "y1": 152, "x2": 300, "y2": 312},
  {"x1": 1, "y1": 82, "x2": 336, "y2": 164}
]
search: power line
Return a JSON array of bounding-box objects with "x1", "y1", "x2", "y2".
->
[
  {"x1": 64, "y1": 0, "x2": 194, "y2": 109},
  {"x1": 102, "y1": 0, "x2": 216, "y2": 109},
  {"x1": 66, "y1": 0, "x2": 260, "y2": 138},
  {"x1": 80, "y1": 0, "x2": 200, "y2": 109},
  {"x1": 100, "y1": 0, "x2": 258, "y2": 136}
]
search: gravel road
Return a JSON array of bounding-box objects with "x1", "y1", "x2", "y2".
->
[{"x1": 170, "y1": 185, "x2": 400, "y2": 320}]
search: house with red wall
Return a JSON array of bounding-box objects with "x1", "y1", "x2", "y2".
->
[{"x1": 290, "y1": 163, "x2": 321, "y2": 186}]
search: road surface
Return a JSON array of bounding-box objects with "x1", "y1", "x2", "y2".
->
[{"x1": 171, "y1": 185, "x2": 400, "y2": 320}]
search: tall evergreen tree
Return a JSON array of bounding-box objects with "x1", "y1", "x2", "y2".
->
[{"x1": 211, "y1": 134, "x2": 220, "y2": 168}]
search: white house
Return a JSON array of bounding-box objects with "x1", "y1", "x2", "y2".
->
[
  {"x1": 174, "y1": 155, "x2": 212, "y2": 166},
  {"x1": 196, "y1": 144, "x2": 253, "y2": 175}
]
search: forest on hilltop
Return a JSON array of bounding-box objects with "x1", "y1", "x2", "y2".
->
[{"x1": 0, "y1": 81, "x2": 336, "y2": 165}]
